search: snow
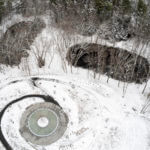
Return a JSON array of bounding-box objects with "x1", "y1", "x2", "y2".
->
[
  {"x1": 37, "y1": 117, "x2": 49, "y2": 128},
  {"x1": 0, "y1": 14, "x2": 150, "y2": 150},
  {"x1": 0, "y1": 75, "x2": 149, "y2": 150}
]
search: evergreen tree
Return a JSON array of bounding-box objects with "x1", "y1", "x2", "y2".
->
[
  {"x1": 112, "y1": 0, "x2": 120, "y2": 6},
  {"x1": 95, "y1": 0, "x2": 112, "y2": 14},
  {"x1": 137, "y1": 0, "x2": 147, "y2": 16},
  {"x1": 49, "y1": 0, "x2": 57, "y2": 5},
  {"x1": 122, "y1": 0, "x2": 131, "y2": 14},
  {"x1": 0, "y1": 0, "x2": 5, "y2": 23},
  {"x1": 7, "y1": 0, "x2": 13, "y2": 11}
]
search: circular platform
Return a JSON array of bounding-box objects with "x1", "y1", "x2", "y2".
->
[{"x1": 20, "y1": 102, "x2": 68, "y2": 145}]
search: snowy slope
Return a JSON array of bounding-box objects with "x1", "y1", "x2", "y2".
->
[{"x1": 0, "y1": 15, "x2": 150, "y2": 150}]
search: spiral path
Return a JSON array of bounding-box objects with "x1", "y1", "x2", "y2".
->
[{"x1": 0, "y1": 75, "x2": 149, "y2": 150}]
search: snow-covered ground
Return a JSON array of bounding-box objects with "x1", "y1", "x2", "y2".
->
[
  {"x1": 0, "y1": 75, "x2": 150, "y2": 150},
  {"x1": 0, "y1": 15, "x2": 150, "y2": 150}
]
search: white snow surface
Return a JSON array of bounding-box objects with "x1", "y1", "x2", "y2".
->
[
  {"x1": 0, "y1": 15, "x2": 150, "y2": 150},
  {"x1": 37, "y1": 117, "x2": 49, "y2": 128}
]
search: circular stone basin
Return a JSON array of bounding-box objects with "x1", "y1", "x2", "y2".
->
[
  {"x1": 20, "y1": 102, "x2": 68, "y2": 145},
  {"x1": 28, "y1": 109, "x2": 58, "y2": 137}
]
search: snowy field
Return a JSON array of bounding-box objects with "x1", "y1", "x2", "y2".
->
[{"x1": 0, "y1": 15, "x2": 150, "y2": 150}]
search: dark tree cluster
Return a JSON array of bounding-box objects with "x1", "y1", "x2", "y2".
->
[
  {"x1": 0, "y1": 0, "x2": 148, "y2": 40},
  {"x1": 66, "y1": 43, "x2": 150, "y2": 83},
  {"x1": 0, "y1": 0, "x2": 14, "y2": 23},
  {"x1": 0, "y1": 19, "x2": 45, "y2": 66}
]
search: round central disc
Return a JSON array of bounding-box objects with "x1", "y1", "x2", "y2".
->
[
  {"x1": 20, "y1": 102, "x2": 68, "y2": 145},
  {"x1": 37, "y1": 117, "x2": 49, "y2": 128},
  {"x1": 28, "y1": 109, "x2": 58, "y2": 137}
]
